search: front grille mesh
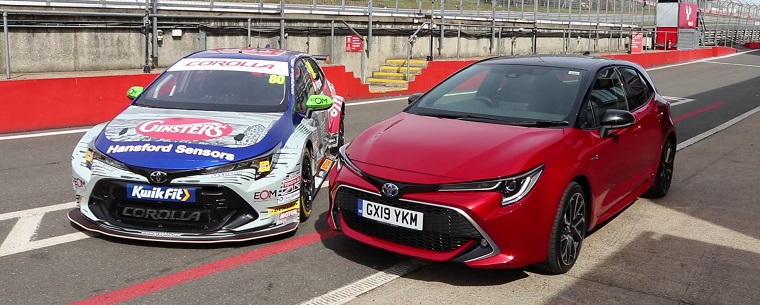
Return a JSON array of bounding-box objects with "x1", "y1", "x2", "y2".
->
[{"x1": 335, "y1": 187, "x2": 482, "y2": 252}]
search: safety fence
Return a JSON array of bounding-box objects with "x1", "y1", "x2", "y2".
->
[{"x1": 2, "y1": 0, "x2": 759, "y2": 80}]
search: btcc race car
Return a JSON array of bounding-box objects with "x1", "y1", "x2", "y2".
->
[{"x1": 68, "y1": 48, "x2": 344, "y2": 242}]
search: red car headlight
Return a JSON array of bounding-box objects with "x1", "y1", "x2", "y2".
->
[{"x1": 438, "y1": 165, "x2": 544, "y2": 206}]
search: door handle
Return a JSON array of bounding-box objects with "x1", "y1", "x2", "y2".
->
[
  {"x1": 633, "y1": 126, "x2": 642, "y2": 135},
  {"x1": 656, "y1": 112, "x2": 664, "y2": 119}
]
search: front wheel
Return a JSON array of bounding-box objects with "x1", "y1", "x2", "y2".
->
[
  {"x1": 535, "y1": 182, "x2": 587, "y2": 274},
  {"x1": 299, "y1": 148, "x2": 315, "y2": 222},
  {"x1": 643, "y1": 139, "x2": 675, "y2": 198}
]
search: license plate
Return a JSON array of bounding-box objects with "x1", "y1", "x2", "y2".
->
[
  {"x1": 126, "y1": 184, "x2": 196, "y2": 203},
  {"x1": 357, "y1": 199, "x2": 423, "y2": 231}
]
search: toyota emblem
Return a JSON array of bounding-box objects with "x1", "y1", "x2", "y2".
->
[
  {"x1": 149, "y1": 171, "x2": 168, "y2": 184},
  {"x1": 381, "y1": 183, "x2": 399, "y2": 198}
]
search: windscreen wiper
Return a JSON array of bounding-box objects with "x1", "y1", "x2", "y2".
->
[{"x1": 510, "y1": 120, "x2": 570, "y2": 127}]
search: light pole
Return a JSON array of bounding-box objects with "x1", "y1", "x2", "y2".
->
[{"x1": 428, "y1": 0, "x2": 434, "y2": 61}]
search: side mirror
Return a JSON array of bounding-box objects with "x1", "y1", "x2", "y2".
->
[
  {"x1": 305, "y1": 94, "x2": 334, "y2": 118},
  {"x1": 408, "y1": 93, "x2": 424, "y2": 105},
  {"x1": 127, "y1": 86, "x2": 144, "y2": 100},
  {"x1": 599, "y1": 109, "x2": 635, "y2": 138}
]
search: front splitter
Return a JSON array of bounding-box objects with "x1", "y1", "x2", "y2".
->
[{"x1": 67, "y1": 209, "x2": 298, "y2": 243}]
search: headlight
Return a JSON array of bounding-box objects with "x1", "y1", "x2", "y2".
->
[
  {"x1": 438, "y1": 165, "x2": 543, "y2": 206},
  {"x1": 336, "y1": 143, "x2": 364, "y2": 177},
  {"x1": 85, "y1": 147, "x2": 129, "y2": 171},
  {"x1": 202, "y1": 151, "x2": 277, "y2": 179}
]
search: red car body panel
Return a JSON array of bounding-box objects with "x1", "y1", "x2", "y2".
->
[
  {"x1": 347, "y1": 113, "x2": 565, "y2": 182},
  {"x1": 328, "y1": 58, "x2": 676, "y2": 269}
]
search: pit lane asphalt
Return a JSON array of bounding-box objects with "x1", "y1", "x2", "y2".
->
[{"x1": 0, "y1": 51, "x2": 759, "y2": 305}]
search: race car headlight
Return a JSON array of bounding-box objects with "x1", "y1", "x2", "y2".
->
[
  {"x1": 85, "y1": 148, "x2": 129, "y2": 171},
  {"x1": 202, "y1": 153, "x2": 277, "y2": 179},
  {"x1": 337, "y1": 144, "x2": 364, "y2": 178},
  {"x1": 438, "y1": 165, "x2": 543, "y2": 206}
]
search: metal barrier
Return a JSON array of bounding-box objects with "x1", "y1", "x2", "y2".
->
[{"x1": 2, "y1": 0, "x2": 759, "y2": 80}]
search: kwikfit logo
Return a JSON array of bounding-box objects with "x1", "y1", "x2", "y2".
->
[
  {"x1": 136, "y1": 118, "x2": 232, "y2": 141},
  {"x1": 127, "y1": 184, "x2": 195, "y2": 202}
]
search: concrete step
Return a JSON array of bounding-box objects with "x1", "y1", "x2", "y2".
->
[
  {"x1": 366, "y1": 77, "x2": 408, "y2": 87},
  {"x1": 379, "y1": 66, "x2": 422, "y2": 73},
  {"x1": 372, "y1": 71, "x2": 415, "y2": 81},
  {"x1": 369, "y1": 84, "x2": 409, "y2": 93},
  {"x1": 384, "y1": 59, "x2": 429, "y2": 67}
]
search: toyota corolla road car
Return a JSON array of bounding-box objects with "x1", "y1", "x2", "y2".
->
[
  {"x1": 69, "y1": 48, "x2": 344, "y2": 242},
  {"x1": 328, "y1": 56, "x2": 676, "y2": 273}
]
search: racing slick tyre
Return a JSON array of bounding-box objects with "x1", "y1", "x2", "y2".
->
[
  {"x1": 642, "y1": 138, "x2": 675, "y2": 198},
  {"x1": 299, "y1": 148, "x2": 315, "y2": 222},
  {"x1": 535, "y1": 182, "x2": 587, "y2": 274}
]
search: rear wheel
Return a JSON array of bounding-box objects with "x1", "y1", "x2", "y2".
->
[
  {"x1": 643, "y1": 139, "x2": 675, "y2": 198},
  {"x1": 535, "y1": 182, "x2": 587, "y2": 274},
  {"x1": 299, "y1": 148, "x2": 315, "y2": 222}
]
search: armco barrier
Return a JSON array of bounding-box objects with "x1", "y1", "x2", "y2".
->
[{"x1": 0, "y1": 46, "x2": 737, "y2": 134}]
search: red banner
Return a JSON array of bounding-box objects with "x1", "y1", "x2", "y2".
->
[
  {"x1": 679, "y1": 3, "x2": 698, "y2": 29},
  {"x1": 630, "y1": 32, "x2": 644, "y2": 54},
  {"x1": 345, "y1": 35, "x2": 363, "y2": 52}
]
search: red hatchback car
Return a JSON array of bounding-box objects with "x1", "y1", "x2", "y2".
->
[{"x1": 327, "y1": 56, "x2": 676, "y2": 274}]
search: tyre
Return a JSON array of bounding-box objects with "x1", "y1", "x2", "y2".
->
[
  {"x1": 643, "y1": 139, "x2": 675, "y2": 198},
  {"x1": 299, "y1": 148, "x2": 315, "y2": 222},
  {"x1": 535, "y1": 182, "x2": 587, "y2": 274}
]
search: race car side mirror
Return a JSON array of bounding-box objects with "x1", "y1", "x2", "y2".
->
[
  {"x1": 305, "y1": 94, "x2": 334, "y2": 118},
  {"x1": 127, "y1": 86, "x2": 144, "y2": 100}
]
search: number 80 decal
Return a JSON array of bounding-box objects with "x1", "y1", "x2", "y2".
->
[{"x1": 269, "y1": 75, "x2": 286, "y2": 84}]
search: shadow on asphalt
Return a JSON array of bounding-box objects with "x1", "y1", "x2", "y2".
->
[{"x1": 542, "y1": 232, "x2": 760, "y2": 304}]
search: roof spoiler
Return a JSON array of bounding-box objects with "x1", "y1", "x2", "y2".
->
[{"x1": 313, "y1": 55, "x2": 329, "y2": 61}]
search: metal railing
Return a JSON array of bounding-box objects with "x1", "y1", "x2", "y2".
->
[{"x1": 2, "y1": 0, "x2": 760, "y2": 80}]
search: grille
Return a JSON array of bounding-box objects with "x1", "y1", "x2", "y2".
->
[
  {"x1": 335, "y1": 187, "x2": 482, "y2": 252},
  {"x1": 89, "y1": 180, "x2": 257, "y2": 231}
]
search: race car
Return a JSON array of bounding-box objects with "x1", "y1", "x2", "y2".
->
[{"x1": 68, "y1": 48, "x2": 344, "y2": 242}]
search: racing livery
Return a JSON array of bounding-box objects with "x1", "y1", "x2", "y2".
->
[{"x1": 69, "y1": 48, "x2": 344, "y2": 242}]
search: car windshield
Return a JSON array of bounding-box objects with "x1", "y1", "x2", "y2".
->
[
  {"x1": 135, "y1": 58, "x2": 289, "y2": 112},
  {"x1": 407, "y1": 63, "x2": 586, "y2": 125}
]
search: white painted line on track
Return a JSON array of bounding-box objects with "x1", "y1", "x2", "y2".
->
[
  {"x1": 299, "y1": 259, "x2": 429, "y2": 305},
  {"x1": 0, "y1": 201, "x2": 90, "y2": 258},
  {"x1": 677, "y1": 105, "x2": 760, "y2": 151},
  {"x1": 662, "y1": 96, "x2": 696, "y2": 106},
  {"x1": 647, "y1": 49, "x2": 760, "y2": 71},
  {"x1": 703, "y1": 61, "x2": 760, "y2": 69},
  {"x1": 0, "y1": 128, "x2": 90, "y2": 141},
  {"x1": 345, "y1": 96, "x2": 407, "y2": 106}
]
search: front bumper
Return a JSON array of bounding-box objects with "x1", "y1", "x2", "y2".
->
[
  {"x1": 328, "y1": 166, "x2": 563, "y2": 269},
  {"x1": 68, "y1": 208, "x2": 297, "y2": 243}
]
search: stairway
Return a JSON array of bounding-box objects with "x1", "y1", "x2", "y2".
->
[{"x1": 366, "y1": 59, "x2": 428, "y2": 92}]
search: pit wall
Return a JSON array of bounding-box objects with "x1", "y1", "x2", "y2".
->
[{"x1": 0, "y1": 46, "x2": 737, "y2": 134}]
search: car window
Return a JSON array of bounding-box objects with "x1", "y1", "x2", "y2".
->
[
  {"x1": 581, "y1": 67, "x2": 628, "y2": 129},
  {"x1": 135, "y1": 58, "x2": 289, "y2": 112},
  {"x1": 408, "y1": 63, "x2": 585, "y2": 123},
  {"x1": 294, "y1": 59, "x2": 317, "y2": 114},
  {"x1": 618, "y1": 66, "x2": 653, "y2": 110},
  {"x1": 304, "y1": 57, "x2": 324, "y2": 92}
]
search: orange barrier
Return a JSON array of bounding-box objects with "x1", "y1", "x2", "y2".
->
[{"x1": 0, "y1": 46, "x2": 737, "y2": 134}]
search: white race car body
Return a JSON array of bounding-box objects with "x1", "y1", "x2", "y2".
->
[{"x1": 68, "y1": 48, "x2": 343, "y2": 242}]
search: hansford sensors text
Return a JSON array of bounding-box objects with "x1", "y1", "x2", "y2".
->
[{"x1": 106, "y1": 143, "x2": 235, "y2": 161}]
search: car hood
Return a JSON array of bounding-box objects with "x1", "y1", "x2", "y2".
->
[
  {"x1": 346, "y1": 112, "x2": 565, "y2": 183},
  {"x1": 94, "y1": 106, "x2": 293, "y2": 170}
]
